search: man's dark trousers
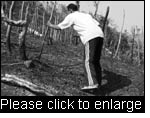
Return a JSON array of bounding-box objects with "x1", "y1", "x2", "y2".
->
[{"x1": 84, "y1": 37, "x2": 104, "y2": 87}]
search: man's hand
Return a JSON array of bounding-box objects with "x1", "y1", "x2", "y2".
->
[{"x1": 47, "y1": 21, "x2": 53, "y2": 27}]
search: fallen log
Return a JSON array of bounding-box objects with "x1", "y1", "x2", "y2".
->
[{"x1": 1, "y1": 74, "x2": 53, "y2": 96}]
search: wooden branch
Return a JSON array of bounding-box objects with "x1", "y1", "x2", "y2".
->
[
  {"x1": 3, "y1": 17, "x2": 27, "y2": 27},
  {"x1": 102, "y1": 6, "x2": 110, "y2": 32},
  {"x1": 1, "y1": 74, "x2": 53, "y2": 96},
  {"x1": 1, "y1": 62, "x2": 24, "y2": 66},
  {"x1": 113, "y1": 9, "x2": 125, "y2": 58}
]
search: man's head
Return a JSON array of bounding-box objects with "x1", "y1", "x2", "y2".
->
[{"x1": 67, "y1": 3, "x2": 78, "y2": 13}]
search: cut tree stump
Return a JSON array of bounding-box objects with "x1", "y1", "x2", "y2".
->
[{"x1": 1, "y1": 74, "x2": 54, "y2": 96}]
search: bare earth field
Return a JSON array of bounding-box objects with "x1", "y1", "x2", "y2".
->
[{"x1": 1, "y1": 25, "x2": 144, "y2": 96}]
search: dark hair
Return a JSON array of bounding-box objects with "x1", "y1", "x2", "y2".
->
[{"x1": 67, "y1": 3, "x2": 78, "y2": 11}]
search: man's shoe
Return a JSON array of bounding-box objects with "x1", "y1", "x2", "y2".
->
[{"x1": 81, "y1": 84, "x2": 99, "y2": 90}]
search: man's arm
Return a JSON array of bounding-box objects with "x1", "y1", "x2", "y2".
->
[
  {"x1": 47, "y1": 22, "x2": 61, "y2": 30},
  {"x1": 47, "y1": 14, "x2": 73, "y2": 30}
]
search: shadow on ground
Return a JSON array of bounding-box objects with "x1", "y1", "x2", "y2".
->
[{"x1": 82, "y1": 69, "x2": 132, "y2": 96}]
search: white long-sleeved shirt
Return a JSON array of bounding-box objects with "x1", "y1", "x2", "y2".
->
[{"x1": 58, "y1": 11, "x2": 104, "y2": 45}]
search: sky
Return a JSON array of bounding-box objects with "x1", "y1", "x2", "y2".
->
[{"x1": 58, "y1": 1, "x2": 144, "y2": 32}]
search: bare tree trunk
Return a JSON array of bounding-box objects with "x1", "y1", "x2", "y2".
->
[
  {"x1": 34, "y1": 6, "x2": 38, "y2": 31},
  {"x1": 113, "y1": 9, "x2": 125, "y2": 58},
  {"x1": 20, "y1": 1, "x2": 25, "y2": 20},
  {"x1": 1, "y1": 1, "x2": 7, "y2": 11},
  {"x1": 47, "y1": 29, "x2": 53, "y2": 45},
  {"x1": 64, "y1": 30, "x2": 67, "y2": 42},
  {"x1": 6, "y1": 1, "x2": 15, "y2": 54},
  {"x1": 42, "y1": 11, "x2": 45, "y2": 35},
  {"x1": 32, "y1": 8, "x2": 37, "y2": 31},
  {"x1": 50, "y1": 28, "x2": 53, "y2": 45},
  {"x1": 36, "y1": 6, "x2": 39, "y2": 32},
  {"x1": 66, "y1": 30, "x2": 68, "y2": 42},
  {"x1": 17, "y1": 1, "x2": 25, "y2": 33},
  {"x1": 19, "y1": 28, "x2": 27, "y2": 60},
  {"x1": 47, "y1": 29, "x2": 50, "y2": 45},
  {"x1": 136, "y1": 27, "x2": 141, "y2": 66},
  {"x1": 56, "y1": 15, "x2": 60, "y2": 41},
  {"x1": 137, "y1": 38, "x2": 140, "y2": 65},
  {"x1": 131, "y1": 27, "x2": 135, "y2": 63},
  {"x1": 76, "y1": 1, "x2": 80, "y2": 11},
  {"x1": 69, "y1": 29, "x2": 73, "y2": 44},
  {"x1": 29, "y1": 11, "x2": 36, "y2": 38},
  {"x1": 102, "y1": 6, "x2": 110, "y2": 56},
  {"x1": 93, "y1": 1, "x2": 100, "y2": 18},
  {"x1": 18, "y1": 1, "x2": 25, "y2": 45},
  {"x1": 141, "y1": 27, "x2": 144, "y2": 64},
  {"x1": 1, "y1": 1, "x2": 7, "y2": 21},
  {"x1": 19, "y1": 3, "x2": 29, "y2": 60},
  {"x1": 53, "y1": 15, "x2": 57, "y2": 40},
  {"x1": 102, "y1": 6, "x2": 110, "y2": 33}
]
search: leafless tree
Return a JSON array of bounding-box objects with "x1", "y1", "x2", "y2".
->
[
  {"x1": 131, "y1": 26, "x2": 136, "y2": 63},
  {"x1": 136, "y1": 26, "x2": 141, "y2": 65},
  {"x1": 93, "y1": 1, "x2": 100, "y2": 18},
  {"x1": 42, "y1": 10, "x2": 45, "y2": 35},
  {"x1": 6, "y1": 1, "x2": 16, "y2": 54},
  {"x1": 17, "y1": 1, "x2": 25, "y2": 33},
  {"x1": 113, "y1": 9, "x2": 125, "y2": 58},
  {"x1": 19, "y1": 3, "x2": 30, "y2": 60},
  {"x1": 76, "y1": 1, "x2": 80, "y2": 11}
]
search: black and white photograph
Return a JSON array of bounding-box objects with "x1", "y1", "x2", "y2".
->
[{"x1": 1, "y1": 1, "x2": 145, "y2": 113}]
